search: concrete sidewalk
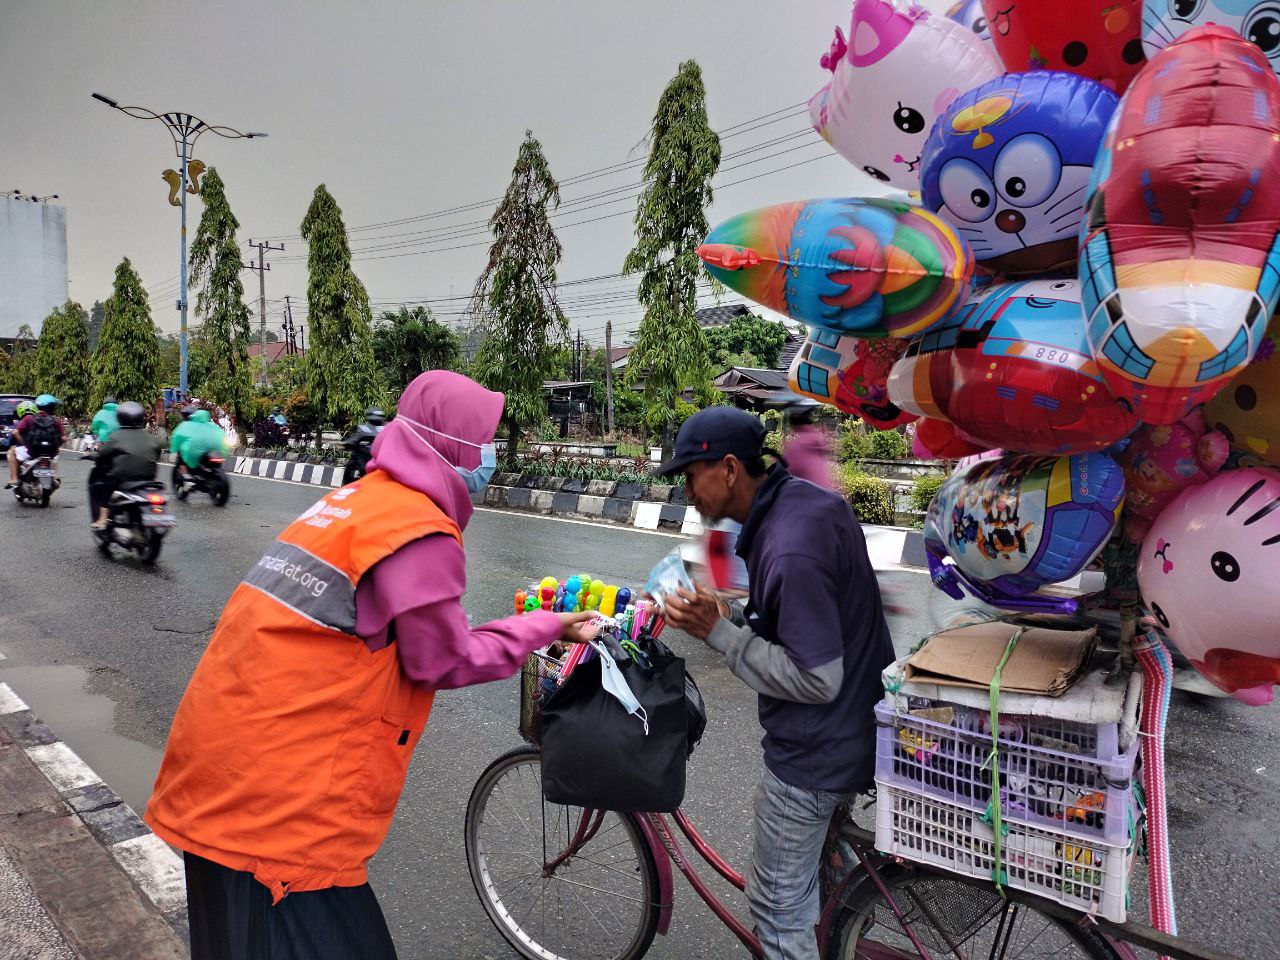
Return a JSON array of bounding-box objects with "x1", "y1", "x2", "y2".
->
[{"x1": 0, "y1": 683, "x2": 187, "y2": 960}]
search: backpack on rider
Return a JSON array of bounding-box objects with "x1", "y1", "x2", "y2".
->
[{"x1": 25, "y1": 413, "x2": 61, "y2": 458}]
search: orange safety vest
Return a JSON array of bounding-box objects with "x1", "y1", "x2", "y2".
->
[{"x1": 145, "y1": 470, "x2": 461, "y2": 902}]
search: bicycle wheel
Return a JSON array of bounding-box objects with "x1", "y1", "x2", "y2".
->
[
  {"x1": 825, "y1": 863, "x2": 1121, "y2": 960},
  {"x1": 465, "y1": 746, "x2": 661, "y2": 960}
]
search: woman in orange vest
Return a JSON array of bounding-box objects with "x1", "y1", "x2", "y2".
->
[{"x1": 146, "y1": 371, "x2": 597, "y2": 960}]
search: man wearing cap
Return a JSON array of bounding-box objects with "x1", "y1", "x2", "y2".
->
[{"x1": 659, "y1": 407, "x2": 894, "y2": 960}]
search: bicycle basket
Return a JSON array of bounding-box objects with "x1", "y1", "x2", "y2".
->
[{"x1": 519, "y1": 652, "x2": 561, "y2": 745}]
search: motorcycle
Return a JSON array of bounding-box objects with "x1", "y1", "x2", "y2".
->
[
  {"x1": 172, "y1": 451, "x2": 230, "y2": 506},
  {"x1": 341, "y1": 423, "x2": 380, "y2": 485},
  {"x1": 14, "y1": 455, "x2": 60, "y2": 507},
  {"x1": 89, "y1": 470, "x2": 175, "y2": 564}
]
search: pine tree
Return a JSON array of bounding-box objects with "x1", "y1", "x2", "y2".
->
[
  {"x1": 624, "y1": 60, "x2": 722, "y2": 456},
  {"x1": 33, "y1": 301, "x2": 91, "y2": 417},
  {"x1": 4, "y1": 325, "x2": 39, "y2": 394},
  {"x1": 87, "y1": 300, "x2": 107, "y2": 352},
  {"x1": 469, "y1": 130, "x2": 567, "y2": 461},
  {"x1": 299, "y1": 184, "x2": 383, "y2": 429},
  {"x1": 189, "y1": 167, "x2": 253, "y2": 438},
  {"x1": 91, "y1": 257, "x2": 161, "y2": 407}
]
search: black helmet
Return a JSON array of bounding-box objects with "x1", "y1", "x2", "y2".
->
[
  {"x1": 116, "y1": 401, "x2": 146, "y2": 428},
  {"x1": 365, "y1": 407, "x2": 387, "y2": 426},
  {"x1": 180, "y1": 405, "x2": 198, "y2": 421},
  {"x1": 104, "y1": 396, "x2": 117, "y2": 406}
]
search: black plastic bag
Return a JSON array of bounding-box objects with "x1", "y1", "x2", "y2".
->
[
  {"x1": 540, "y1": 640, "x2": 688, "y2": 812},
  {"x1": 642, "y1": 634, "x2": 706, "y2": 756}
]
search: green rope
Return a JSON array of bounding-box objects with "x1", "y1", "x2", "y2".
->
[{"x1": 980, "y1": 626, "x2": 1026, "y2": 893}]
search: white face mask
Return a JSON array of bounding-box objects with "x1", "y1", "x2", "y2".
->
[
  {"x1": 395, "y1": 414, "x2": 498, "y2": 493},
  {"x1": 590, "y1": 640, "x2": 649, "y2": 735}
]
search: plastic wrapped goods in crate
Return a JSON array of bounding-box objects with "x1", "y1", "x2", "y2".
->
[
  {"x1": 875, "y1": 784, "x2": 1136, "y2": 923},
  {"x1": 877, "y1": 661, "x2": 1142, "y2": 845}
]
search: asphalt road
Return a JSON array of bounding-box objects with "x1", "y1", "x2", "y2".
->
[{"x1": 0, "y1": 458, "x2": 1275, "y2": 959}]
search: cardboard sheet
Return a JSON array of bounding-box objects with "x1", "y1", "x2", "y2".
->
[{"x1": 905, "y1": 622, "x2": 1097, "y2": 697}]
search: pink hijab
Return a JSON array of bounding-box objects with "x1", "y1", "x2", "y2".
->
[{"x1": 367, "y1": 370, "x2": 504, "y2": 530}]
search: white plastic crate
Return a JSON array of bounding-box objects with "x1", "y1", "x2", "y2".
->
[{"x1": 875, "y1": 782, "x2": 1136, "y2": 923}]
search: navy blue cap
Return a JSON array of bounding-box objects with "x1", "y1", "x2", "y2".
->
[{"x1": 654, "y1": 407, "x2": 766, "y2": 477}]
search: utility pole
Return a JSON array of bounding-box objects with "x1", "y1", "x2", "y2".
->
[
  {"x1": 605, "y1": 319, "x2": 615, "y2": 435},
  {"x1": 244, "y1": 239, "x2": 284, "y2": 383},
  {"x1": 283, "y1": 295, "x2": 296, "y2": 355}
]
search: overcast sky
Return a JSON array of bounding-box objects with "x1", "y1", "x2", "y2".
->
[{"x1": 2, "y1": 0, "x2": 950, "y2": 346}]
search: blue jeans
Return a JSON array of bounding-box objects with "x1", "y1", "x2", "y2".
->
[{"x1": 746, "y1": 764, "x2": 851, "y2": 960}]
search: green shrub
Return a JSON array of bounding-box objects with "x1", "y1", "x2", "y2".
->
[
  {"x1": 908, "y1": 473, "x2": 946, "y2": 513},
  {"x1": 837, "y1": 418, "x2": 872, "y2": 463},
  {"x1": 837, "y1": 464, "x2": 895, "y2": 525},
  {"x1": 867, "y1": 427, "x2": 909, "y2": 460}
]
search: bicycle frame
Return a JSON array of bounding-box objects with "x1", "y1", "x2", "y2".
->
[
  {"x1": 546, "y1": 803, "x2": 1233, "y2": 960},
  {"x1": 627, "y1": 808, "x2": 932, "y2": 960}
]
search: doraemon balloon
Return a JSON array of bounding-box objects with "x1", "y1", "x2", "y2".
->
[
  {"x1": 810, "y1": 0, "x2": 1002, "y2": 189},
  {"x1": 887, "y1": 278, "x2": 1138, "y2": 454},
  {"x1": 1139, "y1": 468, "x2": 1280, "y2": 705},
  {"x1": 1142, "y1": 1, "x2": 1280, "y2": 73},
  {"x1": 920, "y1": 71, "x2": 1118, "y2": 276},
  {"x1": 698, "y1": 198, "x2": 974, "y2": 338},
  {"x1": 924, "y1": 450, "x2": 1125, "y2": 597},
  {"x1": 946, "y1": 0, "x2": 992, "y2": 43},
  {"x1": 981, "y1": 0, "x2": 1146, "y2": 93},
  {"x1": 1080, "y1": 26, "x2": 1280, "y2": 424}
]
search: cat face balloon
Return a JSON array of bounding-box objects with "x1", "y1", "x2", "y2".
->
[
  {"x1": 1142, "y1": 1, "x2": 1280, "y2": 72},
  {"x1": 1138, "y1": 468, "x2": 1280, "y2": 705},
  {"x1": 810, "y1": 0, "x2": 1003, "y2": 189},
  {"x1": 921, "y1": 71, "x2": 1118, "y2": 275}
]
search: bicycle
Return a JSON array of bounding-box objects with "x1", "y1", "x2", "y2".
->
[{"x1": 464, "y1": 656, "x2": 1237, "y2": 960}]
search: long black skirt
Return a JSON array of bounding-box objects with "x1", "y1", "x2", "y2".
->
[{"x1": 184, "y1": 853, "x2": 398, "y2": 960}]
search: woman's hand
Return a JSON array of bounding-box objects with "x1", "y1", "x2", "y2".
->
[{"x1": 556, "y1": 611, "x2": 599, "y2": 645}]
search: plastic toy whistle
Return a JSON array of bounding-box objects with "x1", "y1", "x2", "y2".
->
[
  {"x1": 515, "y1": 590, "x2": 527, "y2": 614},
  {"x1": 600, "y1": 585, "x2": 619, "y2": 618}
]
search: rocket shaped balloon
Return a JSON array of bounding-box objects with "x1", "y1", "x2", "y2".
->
[
  {"x1": 1080, "y1": 25, "x2": 1280, "y2": 425},
  {"x1": 698, "y1": 198, "x2": 974, "y2": 339}
]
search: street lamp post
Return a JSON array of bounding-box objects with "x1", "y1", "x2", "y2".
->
[{"x1": 91, "y1": 92, "x2": 265, "y2": 397}]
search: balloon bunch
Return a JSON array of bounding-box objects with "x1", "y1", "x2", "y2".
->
[{"x1": 699, "y1": 0, "x2": 1280, "y2": 706}]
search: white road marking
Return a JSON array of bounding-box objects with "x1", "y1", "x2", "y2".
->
[
  {"x1": 472, "y1": 506, "x2": 684, "y2": 538},
  {"x1": 0, "y1": 683, "x2": 29, "y2": 715},
  {"x1": 24, "y1": 742, "x2": 103, "y2": 793}
]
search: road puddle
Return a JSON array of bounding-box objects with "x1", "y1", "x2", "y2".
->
[{"x1": 0, "y1": 661, "x2": 161, "y2": 815}]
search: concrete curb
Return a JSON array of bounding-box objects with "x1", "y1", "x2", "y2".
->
[{"x1": 0, "y1": 682, "x2": 188, "y2": 953}]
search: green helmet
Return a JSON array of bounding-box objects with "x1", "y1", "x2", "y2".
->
[{"x1": 16, "y1": 400, "x2": 37, "y2": 417}]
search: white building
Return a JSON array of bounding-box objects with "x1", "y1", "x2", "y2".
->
[{"x1": 0, "y1": 195, "x2": 69, "y2": 339}]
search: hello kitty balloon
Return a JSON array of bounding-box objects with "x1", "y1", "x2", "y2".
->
[
  {"x1": 810, "y1": 0, "x2": 1003, "y2": 189},
  {"x1": 1138, "y1": 468, "x2": 1280, "y2": 705}
]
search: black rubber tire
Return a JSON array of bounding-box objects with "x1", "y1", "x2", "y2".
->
[
  {"x1": 171, "y1": 470, "x2": 183, "y2": 496},
  {"x1": 140, "y1": 529, "x2": 164, "y2": 565},
  {"x1": 824, "y1": 861, "x2": 1121, "y2": 960},
  {"x1": 210, "y1": 476, "x2": 230, "y2": 507},
  {"x1": 96, "y1": 536, "x2": 112, "y2": 557},
  {"x1": 342, "y1": 461, "x2": 361, "y2": 486},
  {"x1": 464, "y1": 746, "x2": 661, "y2": 960},
  {"x1": 39, "y1": 491, "x2": 50, "y2": 508}
]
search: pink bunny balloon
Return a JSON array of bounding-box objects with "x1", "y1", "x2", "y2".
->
[{"x1": 1138, "y1": 468, "x2": 1280, "y2": 705}]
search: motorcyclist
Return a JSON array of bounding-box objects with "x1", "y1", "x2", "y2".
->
[
  {"x1": 6, "y1": 396, "x2": 63, "y2": 489},
  {"x1": 91, "y1": 397, "x2": 120, "y2": 444},
  {"x1": 90, "y1": 401, "x2": 163, "y2": 530},
  {"x1": 170, "y1": 408, "x2": 228, "y2": 479},
  {"x1": 343, "y1": 407, "x2": 387, "y2": 483}
]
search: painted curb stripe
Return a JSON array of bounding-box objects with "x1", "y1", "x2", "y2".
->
[
  {"x1": 0, "y1": 683, "x2": 29, "y2": 715},
  {"x1": 24, "y1": 742, "x2": 103, "y2": 793}
]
